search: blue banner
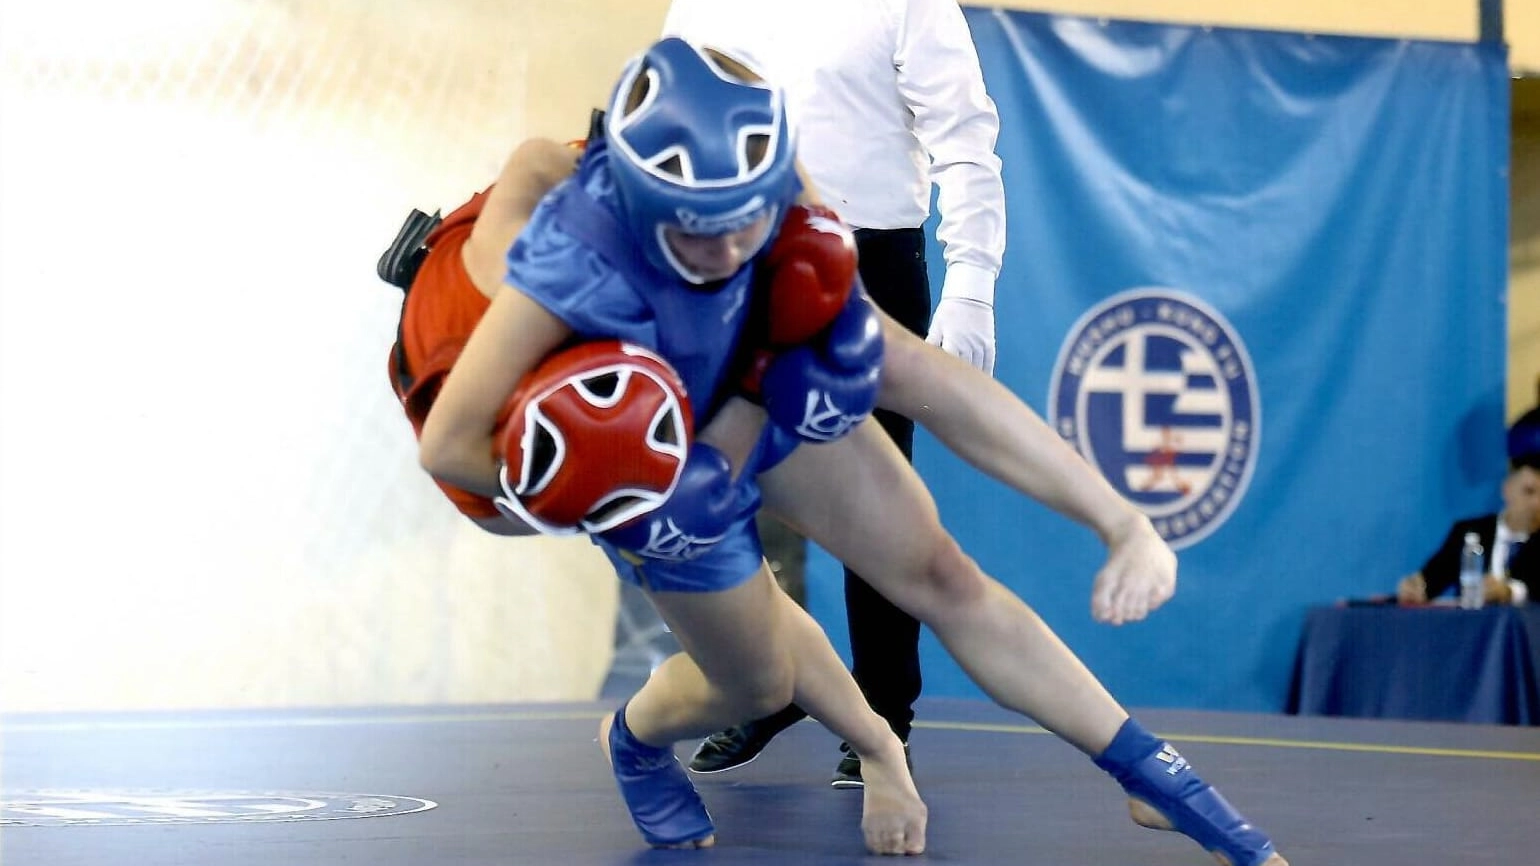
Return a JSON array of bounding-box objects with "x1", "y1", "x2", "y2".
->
[{"x1": 808, "y1": 10, "x2": 1509, "y2": 712}]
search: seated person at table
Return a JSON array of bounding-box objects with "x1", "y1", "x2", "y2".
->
[
  {"x1": 1510, "y1": 404, "x2": 1540, "y2": 464},
  {"x1": 1396, "y1": 456, "x2": 1540, "y2": 605}
]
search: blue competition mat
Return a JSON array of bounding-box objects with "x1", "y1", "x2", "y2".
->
[{"x1": 4, "y1": 698, "x2": 1538, "y2": 865}]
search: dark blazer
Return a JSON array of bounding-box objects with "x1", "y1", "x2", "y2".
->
[{"x1": 1420, "y1": 514, "x2": 1539, "y2": 600}]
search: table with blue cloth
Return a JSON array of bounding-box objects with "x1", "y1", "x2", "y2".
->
[{"x1": 1286, "y1": 604, "x2": 1540, "y2": 725}]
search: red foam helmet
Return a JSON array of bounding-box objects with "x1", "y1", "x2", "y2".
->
[{"x1": 494, "y1": 340, "x2": 693, "y2": 535}]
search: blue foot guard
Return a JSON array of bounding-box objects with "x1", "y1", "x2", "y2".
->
[
  {"x1": 607, "y1": 707, "x2": 715, "y2": 847},
  {"x1": 1094, "y1": 718, "x2": 1278, "y2": 866}
]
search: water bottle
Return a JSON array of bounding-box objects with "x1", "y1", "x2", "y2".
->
[{"x1": 1459, "y1": 532, "x2": 1485, "y2": 610}]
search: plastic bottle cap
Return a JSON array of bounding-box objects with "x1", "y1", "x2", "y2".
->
[{"x1": 1465, "y1": 532, "x2": 1480, "y2": 544}]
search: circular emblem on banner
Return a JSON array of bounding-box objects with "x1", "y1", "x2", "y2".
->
[
  {"x1": 1048, "y1": 288, "x2": 1260, "y2": 549},
  {"x1": 0, "y1": 790, "x2": 437, "y2": 827}
]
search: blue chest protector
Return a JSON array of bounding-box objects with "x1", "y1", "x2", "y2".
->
[
  {"x1": 511, "y1": 140, "x2": 779, "y2": 421},
  {"x1": 504, "y1": 140, "x2": 799, "y2": 592}
]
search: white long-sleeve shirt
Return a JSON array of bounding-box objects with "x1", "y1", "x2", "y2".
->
[
  {"x1": 662, "y1": 0, "x2": 1006, "y2": 304},
  {"x1": 1494, "y1": 515, "x2": 1531, "y2": 605}
]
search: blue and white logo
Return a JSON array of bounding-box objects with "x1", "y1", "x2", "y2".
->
[
  {"x1": 629, "y1": 516, "x2": 729, "y2": 562},
  {"x1": 1048, "y1": 289, "x2": 1260, "y2": 549}
]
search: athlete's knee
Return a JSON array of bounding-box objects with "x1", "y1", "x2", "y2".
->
[
  {"x1": 910, "y1": 533, "x2": 990, "y2": 613},
  {"x1": 723, "y1": 658, "x2": 796, "y2": 720},
  {"x1": 747, "y1": 670, "x2": 797, "y2": 720}
]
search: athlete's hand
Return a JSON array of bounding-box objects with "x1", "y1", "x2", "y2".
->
[
  {"x1": 597, "y1": 443, "x2": 741, "y2": 562},
  {"x1": 760, "y1": 203, "x2": 858, "y2": 346},
  {"x1": 760, "y1": 289, "x2": 883, "y2": 443},
  {"x1": 1089, "y1": 513, "x2": 1177, "y2": 625}
]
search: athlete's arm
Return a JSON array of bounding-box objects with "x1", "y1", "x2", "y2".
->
[
  {"x1": 462, "y1": 137, "x2": 582, "y2": 294},
  {"x1": 875, "y1": 315, "x2": 1176, "y2": 624},
  {"x1": 432, "y1": 139, "x2": 811, "y2": 510},
  {"x1": 419, "y1": 288, "x2": 573, "y2": 499},
  {"x1": 691, "y1": 398, "x2": 766, "y2": 481}
]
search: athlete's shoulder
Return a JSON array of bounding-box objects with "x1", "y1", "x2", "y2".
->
[
  {"x1": 508, "y1": 190, "x2": 610, "y2": 292},
  {"x1": 506, "y1": 188, "x2": 652, "y2": 329}
]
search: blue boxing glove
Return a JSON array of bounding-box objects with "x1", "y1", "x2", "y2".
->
[
  {"x1": 760, "y1": 289, "x2": 884, "y2": 443},
  {"x1": 598, "y1": 443, "x2": 742, "y2": 562}
]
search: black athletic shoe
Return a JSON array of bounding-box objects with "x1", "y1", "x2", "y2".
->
[
  {"x1": 830, "y1": 741, "x2": 911, "y2": 789},
  {"x1": 687, "y1": 709, "x2": 804, "y2": 774}
]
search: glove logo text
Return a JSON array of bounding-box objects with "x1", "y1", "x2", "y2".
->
[
  {"x1": 632, "y1": 516, "x2": 729, "y2": 562},
  {"x1": 794, "y1": 391, "x2": 863, "y2": 441}
]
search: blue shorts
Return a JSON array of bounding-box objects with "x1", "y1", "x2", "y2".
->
[{"x1": 596, "y1": 424, "x2": 801, "y2": 594}]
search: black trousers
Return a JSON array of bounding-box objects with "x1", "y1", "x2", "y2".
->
[
  {"x1": 757, "y1": 228, "x2": 931, "y2": 745},
  {"x1": 847, "y1": 227, "x2": 930, "y2": 742}
]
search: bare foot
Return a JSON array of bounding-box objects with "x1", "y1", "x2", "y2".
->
[
  {"x1": 855, "y1": 742, "x2": 927, "y2": 855},
  {"x1": 1090, "y1": 515, "x2": 1177, "y2": 625},
  {"x1": 1127, "y1": 799, "x2": 1288, "y2": 866},
  {"x1": 597, "y1": 714, "x2": 716, "y2": 850}
]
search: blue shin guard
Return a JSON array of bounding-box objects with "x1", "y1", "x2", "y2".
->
[
  {"x1": 1093, "y1": 718, "x2": 1277, "y2": 866},
  {"x1": 607, "y1": 707, "x2": 715, "y2": 847}
]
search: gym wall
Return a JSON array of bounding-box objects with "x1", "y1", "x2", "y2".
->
[{"x1": 0, "y1": 0, "x2": 670, "y2": 713}]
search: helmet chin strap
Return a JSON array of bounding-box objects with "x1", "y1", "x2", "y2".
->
[
  {"x1": 657, "y1": 223, "x2": 726, "y2": 286},
  {"x1": 688, "y1": 277, "x2": 732, "y2": 294},
  {"x1": 493, "y1": 463, "x2": 582, "y2": 536},
  {"x1": 656, "y1": 205, "x2": 780, "y2": 288}
]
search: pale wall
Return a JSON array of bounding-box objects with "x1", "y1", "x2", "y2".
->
[{"x1": 0, "y1": 0, "x2": 671, "y2": 714}]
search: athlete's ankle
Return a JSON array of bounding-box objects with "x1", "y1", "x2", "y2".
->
[
  {"x1": 614, "y1": 706, "x2": 672, "y2": 758},
  {"x1": 1092, "y1": 717, "x2": 1161, "y2": 773}
]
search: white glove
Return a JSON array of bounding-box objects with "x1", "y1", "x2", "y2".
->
[
  {"x1": 926, "y1": 297, "x2": 996, "y2": 375},
  {"x1": 926, "y1": 262, "x2": 998, "y2": 375}
]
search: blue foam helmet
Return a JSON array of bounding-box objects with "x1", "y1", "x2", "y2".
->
[{"x1": 604, "y1": 38, "x2": 799, "y2": 285}]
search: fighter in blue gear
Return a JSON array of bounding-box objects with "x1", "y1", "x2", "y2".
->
[
  {"x1": 504, "y1": 38, "x2": 814, "y2": 594},
  {"x1": 455, "y1": 38, "x2": 912, "y2": 851},
  {"x1": 417, "y1": 36, "x2": 1288, "y2": 863}
]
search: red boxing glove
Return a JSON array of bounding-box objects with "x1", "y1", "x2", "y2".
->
[{"x1": 759, "y1": 204, "x2": 858, "y2": 347}]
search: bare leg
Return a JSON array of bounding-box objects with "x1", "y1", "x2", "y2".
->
[
  {"x1": 772, "y1": 583, "x2": 926, "y2": 853},
  {"x1": 615, "y1": 563, "x2": 926, "y2": 854},
  {"x1": 762, "y1": 424, "x2": 1127, "y2": 751},
  {"x1": 760, "y1": 425, "x2": 1287, "y2": 866},
  {"x1": 876, "y1": 318, "x2": 1176, "y2": 625}
]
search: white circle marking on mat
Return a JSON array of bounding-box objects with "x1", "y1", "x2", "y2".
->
[{"x1": 0, "y1": 789, "x2": 438, "y2": 826}]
